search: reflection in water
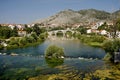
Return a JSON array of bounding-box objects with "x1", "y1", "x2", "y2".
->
[
  {"x1": 45, "y1": 58, "x2": 64, "y2": 68},
  {"x1": 2, "y1": 39, "x2": 105, "y2": 59},
  {"x1": 0, "y1": 39, "x2": 107, "y2": 80}
]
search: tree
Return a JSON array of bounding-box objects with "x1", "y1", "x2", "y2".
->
[
  {"x1": 98, "y1": 22, "x2": 108, "y2": 30},
  {"x1": 25, "y1": 27, "x2": 32, "y2": 34},
  {"x1": 33, "y1": 24, "x2": 41, "y2": 36},
  {"x1": 115, "y1": 18, "x2": 120, "y2": 31},
  {"x1": 102, "y1": 39, "x2": 120, "y2": 62},
  {"x1": 11, "y1": 26, "x2": 18, "y2": 37},
  {"x1": 45, "y1": 45, "x2": 64, "y2": 59},
  {"x1": 31, "y1": 32, "x2": 38, "y2": 41},
  {"x1": 108, "y1": 19, "x2": 120, "y2": 38},
  {"x1": 77, "y1": 26, "x2": 87, "y2": 34}
]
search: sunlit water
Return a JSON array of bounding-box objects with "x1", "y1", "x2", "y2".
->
[{"x1": 0, "y1": 39, "x2": 107, "y2": 79}]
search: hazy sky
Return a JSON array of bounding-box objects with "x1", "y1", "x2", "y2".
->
[{"x1": 0, "y1": 0, "x2": 120, "y2": 24}]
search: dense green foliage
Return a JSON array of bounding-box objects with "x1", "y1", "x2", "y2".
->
[
  {"x1": 78, "y1": 35, "x2": 106, "y2": 43},
  {"x1": 0, "y1": 24, "x2": 48, "y2": 50},
  {"x1": 45, "y1": 45, "x2": 64, "y2": 58},
  {"x1": 115, "y1": 18, "x2": 120, "y2": 31},
  {"x1": 0, "y1": 26, "x2": 18, "y2": 39},
  {"x1": 76, "y1": 26, "x2": 87, "y2": 34},
  {"x1": 6, "y1": 32, "x2": 47, "y2": 49},
  {"x1": 102, "y1": 39, "x2": 120, "y2": 61}
]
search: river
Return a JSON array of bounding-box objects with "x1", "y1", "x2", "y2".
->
[{"x1": 0, "y1": 39, "x2": 107, "y2": 80}]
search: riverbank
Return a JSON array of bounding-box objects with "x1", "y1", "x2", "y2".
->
[
  {"x1": 0, "y1": 32, "x2": 47, "y2": 50},
  {"x1": 76, "y1": 34, "x2": 106, "y2": 48},
  {"x1": 6, "y1": 38, "x2": 44, "y2": 50}
]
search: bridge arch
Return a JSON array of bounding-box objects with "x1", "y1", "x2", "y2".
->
[
  {"x1": 56, "y1": 31, "x2": 64, "y2": 37},
  {"x1": 65, "y1": 30, "x2": 73, "y2": 38}
]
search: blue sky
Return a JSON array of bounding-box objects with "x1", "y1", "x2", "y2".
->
[{"x1": 0, "y1": 0, "x2": 120, "y2": 24}]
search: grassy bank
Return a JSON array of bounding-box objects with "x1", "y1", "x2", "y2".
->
[
  {"x1": 77, "y1": 34, "x2": 106, "y2": 47},
  {"x1": 3, "y1": 32, "x2": 48, "y2": 50},
  {"x1": 6, "y1": 39, "x2": 44, "y2": 50}
]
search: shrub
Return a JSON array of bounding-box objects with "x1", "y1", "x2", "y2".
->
[
  {"x1": 102, "y1": 39, "x2": 120, "y2": 62},
  {"x1": 102, "y1": 39, "x2": 120, "y2": 53},
  {"x1": 45, "y1": 45, "x2": 64, "y2": 58}
]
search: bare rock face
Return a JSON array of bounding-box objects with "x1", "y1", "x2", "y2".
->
[{"x1": 33, "y1": 9, "x2": 120, "y2": 26}]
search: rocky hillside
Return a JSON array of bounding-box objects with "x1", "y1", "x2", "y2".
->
[{"x1": 33, "y1": 9, "x2": 120, "y2": 25}]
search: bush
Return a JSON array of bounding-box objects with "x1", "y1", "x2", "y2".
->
[
  {"x1": 102, "y1": 39, "x2": 120, "y2": 53},
  {"x1": 102, "y1": 39, "x2": 120, "y2": 62},
  {"x1": 0, "y1": 45, "x2": 4, "y2": 50},
  {"x1": 45, "y1": 45, "x2": 64, "y2": 58}
]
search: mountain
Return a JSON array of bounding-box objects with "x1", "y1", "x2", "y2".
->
[
  {"x1": 113, "y1": 10, "x2": 120, "y2": 18},
  {"x1": 33, "y1": 9, "x2": 120, "y2": 26}
]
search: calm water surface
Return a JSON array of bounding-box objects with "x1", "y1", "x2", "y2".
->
[{"x1": 0, "y1": 39, "x2": 107, "y2": 79}]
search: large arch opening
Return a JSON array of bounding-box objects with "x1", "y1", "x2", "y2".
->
[
  {"x1": 56, "y1": 31, "x2": 63, "y2": 37},
  {"x1": 65, "y1": 31, "x2": 73, "y2": 38}
]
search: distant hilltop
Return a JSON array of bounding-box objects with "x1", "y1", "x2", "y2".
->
[{"x1": 32, "y1": 9, "x2": 120, "y2": 26}]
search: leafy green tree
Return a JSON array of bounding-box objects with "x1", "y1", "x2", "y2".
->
[
  {"x1": 26, "y1": 28, "x2": 32, "y2": 34},
  {"x1": 24, "y1": 24, "x2": 28, "y2": 29},
  {"x1": 102, "y1": 39, "x2": 120, "y2": 62},
  {"x1": 19, "y1": 37, "x2": 27, "y2": 46},
  {"x1": 0, "y1": 26, "x2": 18, "y2": 39},
  {"x1": 115, "y1": 18, "x2": 120, "y2": 31},
  {"x1": 31, "y1": 32, "x2": 38, "y2": 41},
  {"x1": 2, "y1": 27, "x2": 12, "y2": 38},
  {"x1": 77, "y1": 26, "x2": 87, "y2": 34},
  {"x1": 11, "y1": 26, "x2": 18, "y2": 37},
  {"x1": 39, "y1": 32, "x2": 48, "y2": 40},
  {"x1": 45, "y1": 45, "x2": 64, "y2": 59},
  {"x1": 33, "y1": 24, "x2": 41, "y2": 36},
  {"x1": 98, "y1": 22, "x2": 108, "y2": 30}
]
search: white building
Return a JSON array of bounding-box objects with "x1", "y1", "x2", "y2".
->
[
  {"x1": 87, "y1": 29, "x2": 92, "y2": 34},
  {"x1": 116, "y1": 31, "x2": 120, "y2": 38},
  {"x1": 8, "y1": 25, "x2": 15, "y2": 30},
  {"x1": 100, "y1": 30, "x2": 107, "y2": 35},
  {"x1": 18, "y1": 30, "x2": 27, "y2": 37}
]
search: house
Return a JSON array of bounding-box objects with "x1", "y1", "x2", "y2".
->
[
  {"x1": 8, "y1": 25, "x2": 15, "y2": 30},
  {"x1": 18, "y1": 30, "x2": 27, "y2": 37},
  {"x1": 87, "y1": 29, "x2": 100, "y2": 34},
  {"x1": 16, "y1": 25, "x2": 24, "y2": 30},
  {"x1": 100, "y1": 30, "x2": 107, "y2": 35},
  {"x1": 87, "y1": 29, "x2": 92, "y2": 34},
  {"x1": 116, "y1": 31, "x2": 120, "y2": 38},
  {"x1": 91, "y1": 22, "x2": 104, "y2": 29}
]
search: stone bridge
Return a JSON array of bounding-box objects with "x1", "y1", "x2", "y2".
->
[{"x1": 47, "y1": 28, "x2": 80, "y2": 37}]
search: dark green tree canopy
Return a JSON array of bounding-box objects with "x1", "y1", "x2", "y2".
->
[{"x1": 45, "y1": 45, "x2": 64, "y2": 59}]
